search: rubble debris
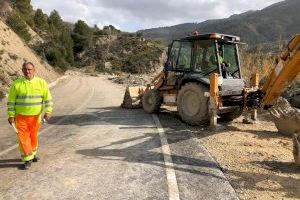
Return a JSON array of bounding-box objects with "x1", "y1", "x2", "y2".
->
[{"x1": 108, "y1": 74, "x2": 151, "y2": 86}]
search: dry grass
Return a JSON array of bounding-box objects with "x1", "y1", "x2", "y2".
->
[{"x1": 240, "y1": 50, "x2": 275, "y2": 86}]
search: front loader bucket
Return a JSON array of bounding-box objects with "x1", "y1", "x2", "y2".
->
[{"x1": 121, "y1": 86, "x2": 147, "y2": 109}]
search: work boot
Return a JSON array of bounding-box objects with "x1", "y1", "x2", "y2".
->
[
  {"x1": 32, "y1": 156, "x2": 40, "y2": 162},
  {"x1": 23, "y1": 161, "x2": 32, "y2": 170}
]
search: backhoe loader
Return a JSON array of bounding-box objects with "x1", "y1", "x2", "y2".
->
[
  {"x1": 122, "y1": 32, "x2": 300, "y2": 163},
  {"x1": 122, "y1": 33, "x2": 246, "y2": 125}
]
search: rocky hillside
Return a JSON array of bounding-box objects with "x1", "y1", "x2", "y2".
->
[
  {"x1": 0, "y1": 19, "x2": 59, "y2": 99},
  {"x1": 139, "y1": 0, "x2": 300, "y2": 49},
  {"x1": 79, "y1": 35, "x2": 165, "y2": 74}
]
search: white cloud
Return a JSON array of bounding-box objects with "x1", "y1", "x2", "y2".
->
[{"x1": 31, "y1": 0, "x2": 284, "y2": 32}]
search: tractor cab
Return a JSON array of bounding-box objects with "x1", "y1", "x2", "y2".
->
[{"x1": 165, "y1": 33, "x2": 243, "y2": 91}]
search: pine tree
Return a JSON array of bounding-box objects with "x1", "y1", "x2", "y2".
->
[
  {"x1": 72, "y1": 20, "x2": 93, "y2": 53},
  {"x1": 48, "y1": 10, "x2": 64, "y2": 35},
  {"x1": 34, "y1": 9, "x2": 48, "y2": 31},
  {"x1": 60, "y1": 27, "x2": 74, "y2": 64},
  {"x1": 34, "y1": 9, "x2": 74, "y2": 69}
]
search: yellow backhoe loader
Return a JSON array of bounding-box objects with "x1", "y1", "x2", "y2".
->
[
  {"x1": 123, "y1": 33, "x2": 246, "y2": 125},
  {"x1": 122, "y1": 32, "x2": 300, "y2": 163}
]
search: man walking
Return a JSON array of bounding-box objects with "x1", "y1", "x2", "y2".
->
[{"x1": 7, "y1": 62, "x2": 53, "y2": 170}]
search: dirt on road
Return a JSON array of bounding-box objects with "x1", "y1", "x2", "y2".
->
[{"x1": 192, "y1": 113, "x2": 300, "y2": 200}]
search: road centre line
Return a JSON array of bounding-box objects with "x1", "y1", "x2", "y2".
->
[
  {"x1": 0, "y1": 82, "x2": 95, "y2": 157},
  {"x1": 152, "y1": 114, "x2": 180, "y2": 200}
]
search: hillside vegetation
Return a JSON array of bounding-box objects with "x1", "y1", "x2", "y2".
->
[
  {"x1": 139, "y1": 0, "x2": 299, "y2": 51},
  {"x1": 0, "y1": 0, "x2": 165, "y2": 74},
  {"x1": 81, "y1": 36, "x2": 165, "y2": 74}
]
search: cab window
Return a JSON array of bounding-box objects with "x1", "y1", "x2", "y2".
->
[
  {"x1": 168, "y1": 41, "x2": 180, "y2": 69},
  {"x1": 192, "y1": 40, "x2": 218, "y2": 74},
  {"x1": 223, "y1": 44, "x2": 240, "y2": 78},
  {"x1": 176, "y1": 41, "x2": 192, "y2": 70}
]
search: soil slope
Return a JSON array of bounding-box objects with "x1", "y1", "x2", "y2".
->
[{"x1": 0, "y1": 20, "x2": 59, "y2": 98}]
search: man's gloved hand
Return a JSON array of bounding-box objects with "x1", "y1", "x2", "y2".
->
[
  {"x1": 8, "y1": 117, "x2": 15, "y2": 125},
  {"x1": 44, "y1": 113, "x2": 52, "y2": 122}
]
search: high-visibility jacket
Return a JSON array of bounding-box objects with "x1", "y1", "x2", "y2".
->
[
  {"x1": 7, "y1": 76, "x2": 53, "y2": 117},
  {"x1": 218, "y1": 55, "x2": 224, "y2": 64}
]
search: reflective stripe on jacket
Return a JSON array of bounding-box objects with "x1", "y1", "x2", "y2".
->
[{"x1": 7, "y1": 77, "x2": 53, "y2": 117}]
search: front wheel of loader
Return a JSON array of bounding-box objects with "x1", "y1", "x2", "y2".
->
[
  {"x1": 177, "y1": 83, "x2": 209, "y2": 125},
  {"x1": 142, "y1": 89, "x2": 162, "y2": 113}
]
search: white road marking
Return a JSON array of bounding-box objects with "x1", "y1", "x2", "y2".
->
[
  {"x1": 152, "y1": 114, "x2": 180, "y2": 200},
  {"x1": 0, "y1": 81, "x2": 95, "y2": 157}
]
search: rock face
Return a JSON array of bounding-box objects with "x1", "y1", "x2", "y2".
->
[{"x1": 0, "y1": 20, "x2": 59, "y2": 99}]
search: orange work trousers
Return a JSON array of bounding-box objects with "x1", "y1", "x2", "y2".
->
[{"x1": 16, "y1": 115, "x2": 41, "y2": 162}]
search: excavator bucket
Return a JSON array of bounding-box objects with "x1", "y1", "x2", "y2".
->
[
  {"x1": 121, "y1": 86, "x2": 147, "y2": 108},
  {"x1": 121, "y1": 71, "x2": 165, "y2": 109}
]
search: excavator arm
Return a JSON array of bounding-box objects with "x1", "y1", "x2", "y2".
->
[
  {"x1": 261, "y1": 34, "x2": 300, "y2": 107},
  {"x1": 246, "y1": 34, "x2": 300, "y2": 109}
]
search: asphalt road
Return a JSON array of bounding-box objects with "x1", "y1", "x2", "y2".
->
[{"x1": 0, "y1": 75, "x2": 238, "y2": 200}]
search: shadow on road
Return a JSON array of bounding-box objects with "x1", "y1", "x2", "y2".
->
[
  {"x1": 49, "y1": 106, "x2": 152, "y2": 127},
  {"x1": 0, "y1": 158, "x2": 23, "y2": 169},
  {"x1": 50, "y1": 106, "x2": 227, "y2": 180},
  {"x1": 77, "y1": 130, "x2": 225, "y2": 180},
  {"x1": 76, "y1": 131, "x2": 224, "y2": 180}
]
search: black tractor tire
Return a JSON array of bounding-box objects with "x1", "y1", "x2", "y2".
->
[
  {"x1": 219, "y1": 108, "x2": 243, "y2": 122},
  {"x1": 142, "y1": 89, "x2": 162, "y2": 113},
  {"x1": 177, "y1": 83, "x2": 209, "y2": 125}
]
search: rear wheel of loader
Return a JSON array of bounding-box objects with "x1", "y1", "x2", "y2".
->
[
  {"x1": 177, "y1": 83, "x2": 209, "y2": 125},
  {"x1": 142, "y1": 89, "x2": 162, "y2": 113}
]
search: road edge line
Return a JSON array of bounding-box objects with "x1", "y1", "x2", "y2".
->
[{"x1": 152, "y1": 114, "x2": 180, "y2": 200}]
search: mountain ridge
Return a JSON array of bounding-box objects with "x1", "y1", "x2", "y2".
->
[{"x1": 138, "y1": 0, "x2": 300, "y2": 46}]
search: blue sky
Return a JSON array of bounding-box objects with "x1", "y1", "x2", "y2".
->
[{"x1": 31, "y1": 0, "x2": 284, "y2": 32}]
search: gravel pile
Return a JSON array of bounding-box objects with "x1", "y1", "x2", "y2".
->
[{"x1": 108, "y1": 74, "x2": 151, "y2": 86}]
